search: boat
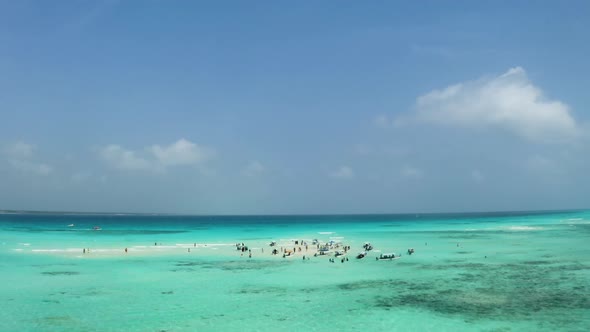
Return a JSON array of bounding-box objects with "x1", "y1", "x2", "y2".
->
[
  {"x1": 356, "y1": 251, "x2": 367, "y2": 259},
  {"x1": 334, "y1": 250, "x2": 345, "y2": 257},
  {"x1": 317, "y1": 246, "x2": 330, "y2": 255},
  {"x1": 67, "y1": 224, "x2": 75, "y2": 227},
  {"x1": 93, "y1": 226, "x2": 101, "y2": 231},
  {"x1": 376, "y1": 253, "x2": 400, "y2": 260}
]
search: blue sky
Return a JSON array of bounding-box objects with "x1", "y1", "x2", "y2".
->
[{"x1": 1, "y1": 1, "x2": 589, "y2": 214}]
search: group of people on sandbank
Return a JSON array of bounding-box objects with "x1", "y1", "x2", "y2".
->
[
  {"x1": 236, "y1": 242, "x2": 253, "y2": 258},
  {"x1": 83, "y1": 238, "x2": 418, "y2": 259},
  {"x1": 235, "y1": 238, "x2": 411, "y2": 263}
]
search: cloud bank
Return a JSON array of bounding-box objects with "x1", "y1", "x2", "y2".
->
[
  {"x1": 2, "y1": 141, "x2": 53, "y2": 175},
  {"x1": 5, "y1": 141, "x2": 35, "y2": 159},
  {"x1": 401, "y1": 166, "x2": 423, "y2": 179},
  {"x1": 330, "y1": 166, "x2": 354, "y2": 179},
  {"x1": 99, "y1": 139, "x2": 213, "y2": 172},
  {"x1": 150, "y1": 139, "x2": 212, "y2": 167},
  {"x1": 9, "y1": 159, "x2": 53, "y2": 175},
  {"x1": 407, "y1": 67, "x2": 581, "y2": 143},
  {"x1": 242, "y1": 160, "x2": 265, "y2": 177}
]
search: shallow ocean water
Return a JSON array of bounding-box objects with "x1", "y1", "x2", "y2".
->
[{"x1": 1, "y1": 211, "x2": 589, "y2": 331}]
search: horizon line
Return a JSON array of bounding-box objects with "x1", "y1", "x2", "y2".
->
[{"x1": 0, "y1": 207, "x2": 586, "y2": 218}]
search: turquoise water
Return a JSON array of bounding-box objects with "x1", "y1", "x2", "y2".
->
[{"x1": 1, "y1": 211, "x2": 590, "y2": 331}]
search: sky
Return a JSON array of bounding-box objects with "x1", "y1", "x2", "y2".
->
[{"x1": 1, "y1": 1, "x2": 589, "y2": 215}]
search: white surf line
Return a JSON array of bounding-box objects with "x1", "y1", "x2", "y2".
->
[
  {"x1": 177, "y1": 243, "x2": 235, "y2": 246},
  {"x1": 505, "y1": 226, "x2": 544, "y2": 231},
  {"x1": 31, "y1": 248, "x2": 98, "y2": 252},
  {"x1": 32, "y1": 249, "x2": 68, "y2": 252}
]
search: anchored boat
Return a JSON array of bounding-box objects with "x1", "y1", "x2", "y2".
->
[{"x1": 376, "y1": 253, "x2": 400, "y2": 260}]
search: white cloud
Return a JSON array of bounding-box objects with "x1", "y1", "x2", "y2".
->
[
  {"x1": 9, "y1": 159, "x2": 52, "y2": 175},
  {"x1": 373, "y1": 114, "x2": 404, "y2": 129},
  {"x1": 149, "y1": 139, "x2": 212, "y2": 167},
  {"x1": 99, "y1": 145, "x2": 152, "y2": 170},
  {"x1": 99, "y1": 139, "x2": 213, "y2": 171},
  {"x1": 3, "y1": 141, "x2": 53, "y2": 176},
  {"x1": 374, "y1": 115, "x2": 392, "y2": 128},
  {"x1": 4, "y1": 141, "x2": 35, "y2": 159},
  {"x1": 330, "y1": 166, "x2": 354, "y2": 179},
  {"x1": 71, "y1": 171, "x2": 93, "y2": 183},
  {"x1": 471, "y1": 170, "x2": 485, "y2": 183},
  {"x1": 407, "y1": 67, "x2": 581, "y2": 143},
  {"x1": 242, "y1": 160, "x2": 265, "y2": 177},
  {"x1": 401, "y1": 166, "x2": 423, "y2": 179}
]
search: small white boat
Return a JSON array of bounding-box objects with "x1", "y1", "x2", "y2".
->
[
  {"x1": 356, "y1": 251, "x2": 367, "y2": 259},
  {"x1": 67, "y1": 224, "x2": 75, "y2": 227},
  {"x1": 376, "y1": 253, "x2": 400, "y2": 260}
]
